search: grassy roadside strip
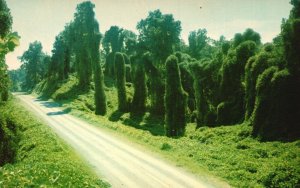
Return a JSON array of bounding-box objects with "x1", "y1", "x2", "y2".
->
[
  {"x1": 0, "y1": 98, "x2": 109, "y2": 187},
  {"x1": 60, "y1": 101, "x2": 300, "y2": 188}
]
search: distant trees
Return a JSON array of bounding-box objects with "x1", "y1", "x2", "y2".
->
[
  {"x1": 20, "y1": 41, "x2": 47, "y2": 91},
  {"x1": 10, "y1": 1, "x2": 299, "y2": 140},
  {"x1": 188, "y1": 29, "x2": 209, "y2": 59},
  {"x1": 165, "y1": 55, "x2": 187, "y2": 137}
]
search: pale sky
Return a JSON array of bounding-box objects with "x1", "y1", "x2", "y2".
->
[{"x1": 5, "y1": 0, "x2": 292, "y2": 70}]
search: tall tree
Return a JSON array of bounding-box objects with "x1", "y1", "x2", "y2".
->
[
  {"x1": 102, "y1": 26, "x2": 124, "y2": 77},
  {"x1": 190, "y1": 59, "x2": 221, "y2": 127},
  {"x1": 131, "y1": 53, "x2": 147, "y2": 114},
  {"x1": 137, "y1": 9, "x2": 181, "y2": 115},
  {"x1": 165, "y1": 55, "x2": 187, "y2": 137},
  {"x1": 252, "y1": 0, "x2": 300, "y2": 141},
  {"x1": 115, "y1": 52, "x2": 127, "y2": 111},
  {"x1": 73, "y1": 1, "x2": 106, "y2": 115},
  {"x1": 218, "y1": 38, "x2": 257, "y2": 125},
  {"x1": 73, "y1": 2, "x2": 94, "y2": 90}
]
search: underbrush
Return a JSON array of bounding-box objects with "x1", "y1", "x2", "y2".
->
[
  {"x1": 39, "y1": 76, "x2": 300, "y2": 187},
  {"x1": 0, "y1": 99, "x2": 109, "y2": 187}
]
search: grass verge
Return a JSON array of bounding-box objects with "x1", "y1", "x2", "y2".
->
[{"x1": 0, "y1": 98, "x2": 109, "y2": 187}]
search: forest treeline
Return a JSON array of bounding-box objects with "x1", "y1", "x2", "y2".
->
[{"x1": 5, "y1": 1, "x2": 300, "y2": 141}]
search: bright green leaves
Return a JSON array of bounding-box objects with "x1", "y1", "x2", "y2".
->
[{"x1": 0, "y1": 32, "x2": 20, "y2": 55}]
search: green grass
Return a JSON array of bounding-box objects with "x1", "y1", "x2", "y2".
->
[
  {"x1": 0, "y1": 99, "x2": 109, "y2": 187},
  {"x1": 39, "y1": 76, "x2": 300, "y2": 188}
]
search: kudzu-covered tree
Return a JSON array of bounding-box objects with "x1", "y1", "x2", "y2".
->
[
  {"x1": 71, "y1": 1, "x2": 106, "y2": 115},
  {"x1": 91, "y1": 23, "x2": 106, "y2": 115},
  {"x1": 137, "y1": 10, "x2": 181, "y2": 116},
  {"x1": 131, "y1": 53, "x2": 147, "y2": 114},
  {"x1": 218, "y1": 40, "x2": 257, "y2": 124},
  {"x1": 189, "y1": 59, "x2": 221, "y2": 127},
  {"x1": 165, "y1": 55, "x2": 187, "y2": 137},
  {"x1": 50, "y1": 34, "x2": 67, "y2": 80},
  {"x1": 48, "y1": 24, "x2": 73, "y2": 81},
  {"x1": 144, "y1": 54, "x2": 165, "y2": 115},
  {"x1": 73, "y1": 2, "x2": 95, "y2": 90},
  {"x1": 115, "y1": 52, "x2": 127, "y2": 111},
  {"x1": 103, "y1": 26, "x2": 124, "y2": 77},
  {"x1": 252, "y1": 0, "x2": 300, "y2": 141},
  {"x1": 93, "y1": 32, "x2": 107, "y2": 115},
  {"x1": 244, "y1": 46, "x2": 275, "y2": 120}
]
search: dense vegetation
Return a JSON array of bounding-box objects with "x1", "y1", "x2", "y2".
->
[
  {"x1": 14, "y1": 0, "x2": 298, "y2": 141},
  {"x1": 0, "y1": 2, "x2": 108, "y2": 186},
  {"x1": 0, "y1": 99, "x2": 108, "y2": 187},
  {"x1": 3, "y1": 0, "x2": 300, "y2": 187},
  {"x1": 0, "y1": 0, "x2": 19, "y2": 101}
]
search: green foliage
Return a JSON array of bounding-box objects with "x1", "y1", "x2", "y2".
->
[
  {"x1": 72, "y1": 1, "x2": 100, "y2": 90},
  {"x1": 189, "y1": 59, "x2": 221, "y2": 127},
  {"x1": 251, "y1": 1, "x2": 300, "y2": 141},
  {"x1": 0, "y1": 0, "x2": 12, "y2": 38},
  {"x1": 51, "y1": 74, "x2": 79, "y2": 100},
  {"x1": 188, "y1": 29, "x2": 214, "y2": 59},
  {"x1": 103, "y1": 28, "x2": 136, "y2": 78},
  {"x1": 115, "y1": 52, "x2": 127, "y2": 111},
  {"x1": 144, "y1": 53, "x2": 165, "y2": 116},
  {"x1": 178, "y1": 61, "x2": 195, "y2": 113},
  {"x1": 102, "y1": 26, "x2": 124, "y2": 54},
  {"x1": 165, "y1": 55, "x2": 187, "y2": 137},
  {"x1": 20, "y1": 41, "x2": 47, "y2": 91},
  {"x1": 0, "y1": 1, "x2": 19, "y2": 101},
  {"x1": 131, "y1": 54, "x2": 147, "y2": 114},
  {"x1": 233, "y1": 28, "x2": 261, "y2": 48},
  {"x1": 218, "y1": 40, "x2": 257, "y2": 125},
  {"x1": 63, "y1": 101, "x2": 300, "y2": 188},
  {"x1": 104, "y1": 52, "x2": 115, "y2": 78},
  {"x1": 244, "y1": 47, "x2": 276, "y2": 120},
  {"x1": 123, "y1": 29, "x2": 137, "y2": 56},
  {"x1": 0, "y1": 100, "x2": 109, "y2": 187},
  {"x1": 94, "y1": 60, "x2": 107, "y2": 115},
  {"x1": 0, "y1": 109, "x2": 19, "y2": 166},
  {"x1": 49, "y1": 33, "x2": 70, "y2": 80},
  {"x1": 137, "y1": 9, "x2": 181, "y2": 63},
  {"x1": 252, "y1": 66, "x2": 300, "y2": 141}
]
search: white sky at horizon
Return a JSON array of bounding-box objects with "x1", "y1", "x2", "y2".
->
[{"x1": 5, "y1": 0, "x2": 292, "y2": 70}]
